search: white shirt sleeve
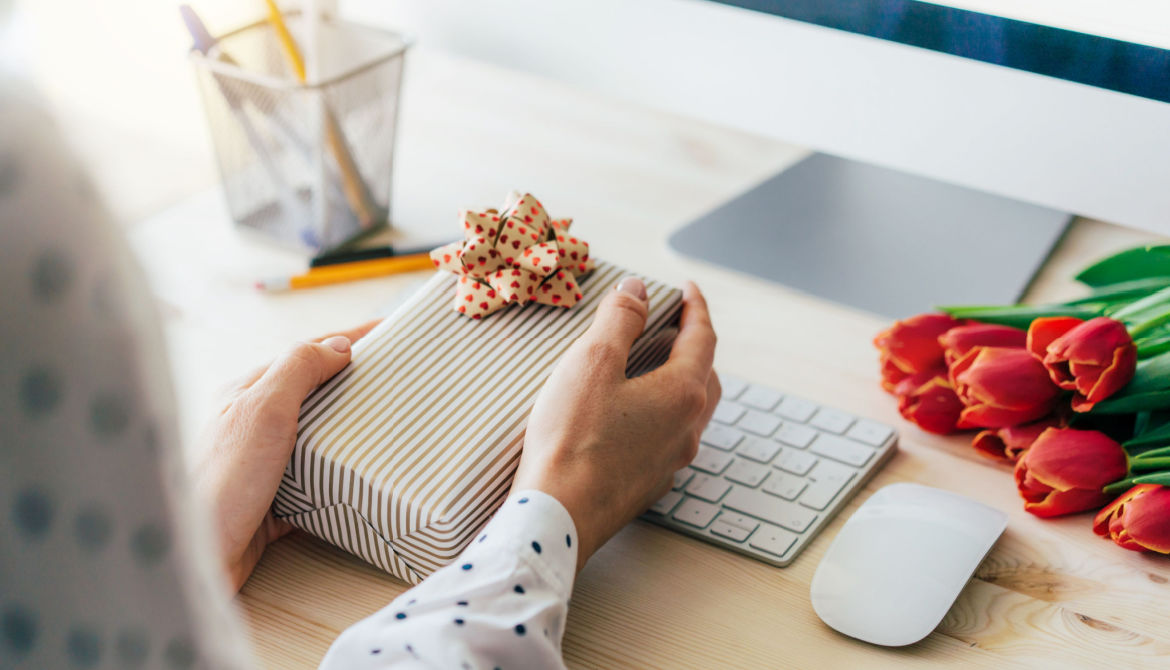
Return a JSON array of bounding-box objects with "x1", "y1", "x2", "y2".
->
[{"x1": 319, "y1": 490, "x2": 579, "y2": 670}]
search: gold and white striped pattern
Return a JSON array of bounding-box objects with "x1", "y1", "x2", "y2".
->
[{"x1": 274, "y1": 262, "x2": 682, "y2": 583}]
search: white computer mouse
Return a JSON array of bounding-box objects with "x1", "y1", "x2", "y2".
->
[{"x1": 809, "y1": 482, "x2": 1007, "y2": 647}]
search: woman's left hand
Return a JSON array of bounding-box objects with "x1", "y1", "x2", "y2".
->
[{"x1": 194, "y1": 320, "x2": 380, "y2": 591}]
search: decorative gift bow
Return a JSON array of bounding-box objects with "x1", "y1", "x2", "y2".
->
[{"x1": 430, "y1": 191, "x2": 594, "y2": 319}]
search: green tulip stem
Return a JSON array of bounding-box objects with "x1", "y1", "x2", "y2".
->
[
  {"x1": 1130, "y1": 307, "x2": 1170, "y2": 338},
  {"x1": 1104, "y1": 471, "x2": 1170, "y2": 496},
  {"x1": 1136, "y1": 337, "x2": 1170, "y2": 358},
  {"x1": 1129, "y1": 457, "x2": 1170, "y2": 472},
  {"x1": 1128, "y1": 445, "x2": 1170, "y2": 460},
  {"x1": 1112, "y1": 285, "x2": 1170, "y2": 321}
]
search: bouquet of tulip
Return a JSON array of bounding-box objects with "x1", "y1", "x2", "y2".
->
[{"x1": 875, "y1": 245, "x2": 1170, "y2": 555}]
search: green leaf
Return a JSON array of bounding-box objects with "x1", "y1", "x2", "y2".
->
[
  {"x1": 1131, "y1": 446, "x2": 1170, "y2": 460},
  {"x1": 1119, "y1": 351, "x2": 1170, "y2": 396},
  {"x1": 936, "y1": 304, "x2": 1099, "y2": 329},
  {"x1": 1090, "y1": 390, "x2": 1170, "y2": 414},
  {"x1": 1136, "y1": 334, "x2": 1170, "y2": 358},
  {"x1": 1103, "y1": 472, "x2": 1170, "y2": 495},
  {"x1": 1077, "y1": 245, "x2": 1170, "y2": 288},
  {"x1": 1125, "y1": 420, "x2": 1170, "y2": 449},
  {"x1": 1065, "y1": 277, "x2": 1170, "y2": 306},
  {"x1": 1112, "y1": 285, "x2": 1170, "y2": 323}
]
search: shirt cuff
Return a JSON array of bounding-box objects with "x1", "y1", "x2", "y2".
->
[{"x1": 460, "y1": 490, "x2": 579, "y2": 600}]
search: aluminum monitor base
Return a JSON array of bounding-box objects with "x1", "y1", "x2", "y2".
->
[{"x1": 669, "y1": 153, "x2": 1070, "y2": 319}]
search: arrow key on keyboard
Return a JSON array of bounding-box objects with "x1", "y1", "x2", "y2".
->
[
  {"x1": 710, "y1": 518, "x2": 752, "y2": 542},
  {"x1": 748, "y1": 523, "x2": 799, "y2": 557},
  {"x1": 723, "y1": 487, "x2": 817, "y2": 533}
]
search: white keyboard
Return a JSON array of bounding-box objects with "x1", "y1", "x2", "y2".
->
[{"x1": 642, "y1": 374, "x2": 897, "y2": 566}]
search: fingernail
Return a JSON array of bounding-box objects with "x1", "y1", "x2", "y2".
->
[
  {"x1": 615, "y1": 277, "x2": 647, "y2": 301},
  {"x1": 323, "y1": 336, "x2": 350, "y2": 353}
]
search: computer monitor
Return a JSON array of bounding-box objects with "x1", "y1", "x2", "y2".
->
[{"x1": 341, "y1": 0, "x2": 1170, "y2": 317}]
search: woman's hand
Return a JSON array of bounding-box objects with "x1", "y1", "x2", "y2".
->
[
  {"x1": 193, "y1": 321, "x2": 380, "y2": 591},
  {"x1": 514, "y1": 278, "x2": 720, "y2": 570}
]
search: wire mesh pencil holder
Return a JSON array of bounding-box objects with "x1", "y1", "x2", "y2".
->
[{"x1": 190, "y1": 13, "x2": 409, "y2": 253}]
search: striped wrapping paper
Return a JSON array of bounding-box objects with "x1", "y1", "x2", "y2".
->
[{"x1": 274, "y1": 261, "x2": 683, "y2": 583}]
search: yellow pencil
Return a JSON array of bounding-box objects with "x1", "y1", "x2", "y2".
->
[
  {"x1": 256, "y1": 253, "x2": 436, "y2": 292},
  {"x1": 264, "y1": 0, "x2": 306, "y2": 81},
  {"x1": 262, "y1": 0, "x2": 378, "y2": 228}
]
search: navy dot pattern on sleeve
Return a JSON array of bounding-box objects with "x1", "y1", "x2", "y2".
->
[
  {"x1": 1, "y1": 79, "x2": 252, "y2": 670},
  {"x1": 319, "y1": 490, "x2": 579, "y2": 669}
]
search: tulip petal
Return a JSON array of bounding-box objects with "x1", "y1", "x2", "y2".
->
[{"x1": 1026, "y1": 316, "x2": 1083, "y2": 361}]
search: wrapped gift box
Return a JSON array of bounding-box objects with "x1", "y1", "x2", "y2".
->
[{"x1": 274, "y1": 261, "x2": 682, "y2": 582}]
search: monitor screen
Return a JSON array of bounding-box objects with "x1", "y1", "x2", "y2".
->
[{"x1": 711, "y1": 0, "x2": 1170, "y2": 103}]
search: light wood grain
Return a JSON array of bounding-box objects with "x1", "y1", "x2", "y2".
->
[{"x1": 115, "y1": 48, "x2": 1170, "y2": 669}]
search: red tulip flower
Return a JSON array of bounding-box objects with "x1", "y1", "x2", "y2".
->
[
  {"x1": 1014, "y1": 428, "x2": 1129, "y2": 517},
  {"x1": 893, "y1": 371, "x2": 964, "y2": 434},
  {"x1": 950, "y1": 346, "x2": 1061, "y2": 428},
  {"x1": 1093, "y1": 484, "x2": 1170, "y2": 554},
  {"x1": 1026, "y1": 316, "x2": 1137, "y2": 411},
  {"x1": 972, "y1": 416, "x2": 1064, "y2": 463},
  {"x1": 874, "y1": 313, "x2": 961, "y2": 393},
  {"x1": 939, "y1": 323, "x2": 1027, "y2": 366}
]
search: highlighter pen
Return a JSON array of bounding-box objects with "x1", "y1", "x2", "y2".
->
[{"x1": 256, "y1": 253, "x2": 435, "y2": 292}]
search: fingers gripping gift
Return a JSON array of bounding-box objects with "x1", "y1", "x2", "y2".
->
[{"x1": 275, "y1": 192, "x2": 681, "y2": 582}]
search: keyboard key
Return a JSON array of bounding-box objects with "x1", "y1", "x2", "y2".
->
[
  {"x1": 775, "y1": 423, "x2": 817, "y2": 448},
  {"x1": 725, "y1": 458, "x2": 769, "y2": 487},
  {"x1": 762, "y1": 472, "x2": 807, "y2": 500},
  {"x1": 738, "y1": 410, "x2": 781, "y2": 436},
  {"x1": 717, "y1": 513, "x2": 760, "y2": 533},
  {"x1": 740, "y1": 385, "x2": 783, "y2": 411},
  {"x1": 801, "y1": 460, "x2": 856, "y2": 510},
  {"x1": 673, "y1": 498, "x2": 720, "y2": 529},
  {"x1": 736, "y1": 436, "x2": 781, "y2": 463},
  {"x1": 720, "y1": 375, "x2": 748, "y2": 400},
  {"x1": 847, "y1": 420, "x2": 894, "y2": 446},
  {"x1": 701, "y1": 423, "x2": 744, "y2": 451},
  {"x1": 672, "y1": 468, "x2": 695, "y2": 491},
  {"x1": 810, "y1": 408, "x2": 855, "y2": 434},
  {"x1": 686, "y1": 473, "x2": 732, "y2": 502},
  {"x1": 691, "y1": 447, "x2": 733, "y2": 475},
  {"x1": 651, "y1": 491, "x2": 683, "y2": 515},
  {"x1": 800, "y1": 477, "x2": 850, "y2": 510},
  {"x1": 723, "y1": 487, "x2": 818, "y2": 533},
  {"x1": 776, "y1": 396, "x2": 818, "y2": 423},
  {"x1": 809, "y1": 434, "x2": 874, "y2": 467},
  {"x1": 775, "y1": 448, "x2": 818, "y2": 476},
  {"x1": 709, "y1": 518, "x2": 752, "y2": 542},
  {"x1": 809, "y1": 459, "x2": 855, "y2": 484},
  {"x1": 748, "y1": 523, "x2": 799, "y2": 557},
  {"x1": 712, "y1": 400, "x2": 746, "y2": 425}
]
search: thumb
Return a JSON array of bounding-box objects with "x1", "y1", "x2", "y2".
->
[
  {"x1": 580, "y1": 277, "x2": 650, "y2": 362},
  {"x1": 250, "y1": 336, "x2": 353, "y2": 409}
]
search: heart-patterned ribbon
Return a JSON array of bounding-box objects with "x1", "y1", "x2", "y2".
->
[{"x1": 430, "y1": 191, "x2": 594, "y2": 319}]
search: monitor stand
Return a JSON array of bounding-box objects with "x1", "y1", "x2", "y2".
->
[{"x1": 669, "y1": 153, "x2": 1070, "y2": 319}]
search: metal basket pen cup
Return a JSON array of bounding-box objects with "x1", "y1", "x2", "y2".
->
[{"x1": 190, "y1": 14, "x2": 409, "y2": 252}]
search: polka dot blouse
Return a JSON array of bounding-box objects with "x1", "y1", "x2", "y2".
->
[{"x1": 1, "y1": 72, "x2": 581, "y2": 669}]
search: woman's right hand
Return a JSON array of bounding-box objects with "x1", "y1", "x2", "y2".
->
[{"x1": 514, "y1": 278, "x2": 720, "y2": 570}]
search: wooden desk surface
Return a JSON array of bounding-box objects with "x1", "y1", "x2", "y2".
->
[{"x1": 123, "y1": 50, "x2": 1170, "y2": 669}]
